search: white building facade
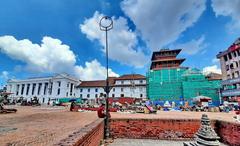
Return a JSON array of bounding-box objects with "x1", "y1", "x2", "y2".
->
[
  {"x1": 217, "y1": 38, "x2": 240, "y2": 104},
  {"x1": 6, "y1": 74, "x2": 80, "y2": 104},
  {"x1": 77, "y1": 74, "x2": 146, "y2": 100}
]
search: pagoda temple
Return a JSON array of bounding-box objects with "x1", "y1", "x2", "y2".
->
[
  {"x1": 150, "y1": 49, "x2": 185, "y2": 70},
  {"x1": 147, "y1": 48, "x2": 221, "y2": 106}
]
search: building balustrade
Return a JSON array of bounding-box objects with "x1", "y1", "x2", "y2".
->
[
  {"x1": 222, "y1": 88, "x2": 240, "y2": 96},
  {"x1": 222, "y1": 76, "x2": 240, "y2": 85}
]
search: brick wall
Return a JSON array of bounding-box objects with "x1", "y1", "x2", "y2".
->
[
  {"x1": 54, "y1": 117, "x2": 239, "y2": 146},
  {"x1": 215, "y1": 120, "x2": 240, "y2": 146},
  {"x1": 55, "y1": 119, "x2": 104, "y2": 146},
  {"x1": 110, "y1": 119, "x2": 204, "y2": 140},
  {"x1": 110, "y1": 118, "x2": 240, "y2": 146}
]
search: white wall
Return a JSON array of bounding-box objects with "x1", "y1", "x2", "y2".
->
[
  {"x1": 7, "y1": 75, "x2": 80, "y2": 104},
  {"x1": 78, "y1": 87, "x2": 105, "y2": 99},
  {"x1": 77, "y1": 79, "x2": 146, "y2": 100},
  {"x1": 115, "y1": 79, "x2": 146, "y2": 85}
]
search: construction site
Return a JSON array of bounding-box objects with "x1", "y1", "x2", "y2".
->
[{"x1": 147, "y1": 49, "x2": 221, "y2": 106}]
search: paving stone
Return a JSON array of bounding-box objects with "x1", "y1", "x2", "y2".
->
[{"x1": 109, "y1": 139, "x2": 228, "y2": 146}]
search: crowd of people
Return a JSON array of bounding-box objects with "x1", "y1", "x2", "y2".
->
[{"x1": 94, "y1": 100, "x2": 240, "y2": 121}]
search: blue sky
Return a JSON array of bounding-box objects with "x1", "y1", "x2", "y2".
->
[{"x1": 0, "y1": 0, "x2": 240, "y2": 86}]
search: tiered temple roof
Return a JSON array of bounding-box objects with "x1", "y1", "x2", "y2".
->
[{"x1": 150, "y1": 49, "x2": 185, "y2": 70}]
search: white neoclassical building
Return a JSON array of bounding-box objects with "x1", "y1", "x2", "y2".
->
[
  {"x1": 6, "y1": 73, "x2": 80, "y2": 104},
  {"x1": 76, "y1": 74, "x2": 146, "y2": 100}
]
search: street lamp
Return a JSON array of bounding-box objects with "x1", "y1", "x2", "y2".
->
[{"x1": 99, "y1": 16, "x2": 113, "y2": 139}]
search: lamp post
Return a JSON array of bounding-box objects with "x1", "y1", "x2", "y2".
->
[{"x1": 99, "y1": 16, "x2": 113, "y2": 139}]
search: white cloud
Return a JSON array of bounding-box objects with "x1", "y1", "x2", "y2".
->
[
  {"x1": 211, "y1": 0, "x2": 240, "y2": 31},
  {"x1": 121, "y1": 0, "x2": 206, "y2": 50},
  {"x1": 172, "y1": 36, "x2": 207, "y2": 55},
  {"x1": 212, "y1": 58, "x2": 219, "y2": 64},
  {"x1": 0, "y1": 71, "x2": 9, "y2": 80},
  {"x1": 80, "y1": 11, "x2": 148, "y2": 68},
  {"x1": 74, "y1": 59, "x2": 119, "y2": 81},
  {"x1": 0, "y1": 71, "x2": 10, "y2": 87},
  {"x1": 202, "y1": 65, "x2": 221, "y2": 75},
  {"x1": 0, "y1": 36, "x2": 119, "y2": 80},
  {"x1": 0, "y1": 36, "x2": 76, "y2": 73}
]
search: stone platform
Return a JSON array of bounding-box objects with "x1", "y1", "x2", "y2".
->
[{"x1": 108, "y1": 139, "x2": 228, "y2": 146}]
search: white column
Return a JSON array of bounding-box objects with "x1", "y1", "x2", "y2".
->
[
  {"x1": 23, "y1": 83, "x2": 28, "y2": 97},
  {"x1": 29, "y1": 83, "x2": 33, "y2": 97},
  {"x1": 70, "y1": 83, "x2": 72, "y2": 97},
  {"x1": 36, "y1": 83, "x2": 39, "y2": 97},
  {"x1": 73, "y1": 84, "x2": 75, "y2": 97},
  {"x1": 38, "y1": 82, "x2": 44, "y2": 103},
  {"x1": 33, "y1": 83, "x2": 37, "y2": 96},
  {"x1": 15, "y1": 84, "x2": 19, "y2": 96},
  {"x1": 24, "y1": 84, "x2": 28, "y2": 98},
  {"x1": 47, "y1": 82, "x2": 51, "y2": 100},
  {"x1": 37, "y1": 83, "x2": 41, "y2": 96},
  {"x1": 23, "y1": 84, "x2": 27, "y2": 97},
  {"x1": 40, "y1": 82, "x2": 45, "y2": 96},
  {"x1": 11, "y1": 84, "x2": 16, "y2": 100},
  {"x1": 19, "y1": 84, "x2": 22, "y2": 96},
  {"x1": 52, "y1": 81, "x2": 57, "y2": 98},
  {"x1": 67, "y1": 82, "x2": 70, "y2": 97}
]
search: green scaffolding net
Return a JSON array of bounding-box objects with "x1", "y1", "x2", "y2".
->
[{"x1": 147, "y1": 68, "x2": 221, "y2": 105}]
